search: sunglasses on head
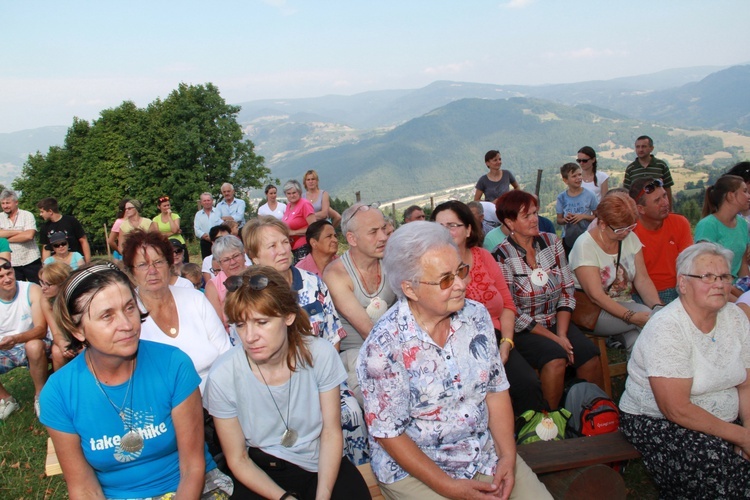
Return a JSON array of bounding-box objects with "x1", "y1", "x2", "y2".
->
[
  {"x1": 635, "y1": 179, "x2": 664, "y2": 201},
  {"x1": 158, "y1": 196, "x2": 170, "y2": 203},
  {"x1": 225, "y1": 274, "x2": 270, "y2": 293},
  {"x1": 0, "y1": 260, "x2": 11, "y2": 271},
  {"x1": 52, "y1": 241, "x2": 68, "y2": 248},
  {"x1": 418, "y1": 263, "x2": 470, "y2": 290}
]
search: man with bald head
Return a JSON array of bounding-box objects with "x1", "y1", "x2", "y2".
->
[
  {"x1": 216, "y1": 183, "x2": 246, "y2": 230},
  {"x1": 324, "y1": 203, "x2": 397, "y2": 403}
]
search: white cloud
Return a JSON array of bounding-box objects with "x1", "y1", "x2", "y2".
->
[
  {"x1": 503, "y1": 0, "x2": 534, "y2": 9},
  {"x1": 423, "y1": 61, "x2": 474, "y2": 76}
]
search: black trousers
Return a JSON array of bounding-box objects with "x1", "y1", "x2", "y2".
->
[
  {"x1": 14, "y1": 259, "x2": 42, "y2": 284},
  {"x1": 231, "y1": 448, "x2": 371, "y2": 500},
  {"x1": 200, "y1": 238, "x2": 213, "y2": 259}
]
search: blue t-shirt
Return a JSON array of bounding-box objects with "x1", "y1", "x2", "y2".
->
[
  {"x1": 40, "y1": 340, "x2": 215, "y2": 498},
  {"x1": 556, "y1": 189, "x2": 598, "y2": 238}
]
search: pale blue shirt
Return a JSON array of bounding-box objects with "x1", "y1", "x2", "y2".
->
[
  {"x1": 216, "y1": 197, "x2": 246, "y2": 228},
  {"x1": 193, "y1": 208, "x2": 223, "y2": 239}
]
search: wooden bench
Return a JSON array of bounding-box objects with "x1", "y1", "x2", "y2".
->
[
  {"x1": 46, "y1": 437, "x2": 62, "y2": 476},
  {"x1": 586, "y1": 335, "x2": 627, "y2": 398},
  {"x1": 518, "y1": 431, "x2": 641, "y2": 499}
]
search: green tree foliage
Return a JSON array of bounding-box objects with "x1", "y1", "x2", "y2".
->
[{"x1": 13, "y1": 83, "x2": 269, "y2": 247}]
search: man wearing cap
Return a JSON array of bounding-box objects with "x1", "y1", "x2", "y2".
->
[
  {"x1": 37, "y1": 197, "x2": 91, "y2": 263},
  {"x1": 0, "y1": 189, "x2": 42, "y2": 283},
  {"x1": 629, "y1": 177, "x2": 692, "y2": 304},
  {"x1": 0, "y1": 257, "x2": 49, "y2": 419}
]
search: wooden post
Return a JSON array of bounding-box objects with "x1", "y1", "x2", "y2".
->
[
  {"x1": 535, "y1": 169, "x2": 543, "y2": 197},
  {"x1": 430, "y1": 197, "x2": 435, "y2": 211},
  {"x1": 104, "y1": 223, "x2": 111, "y2": 257},
  {"x1": 391, "y1": 203, "x2": 396, "y2": 222},
  {"x1": 355, "y1": 191, "x2": 361, "y2": 203}
]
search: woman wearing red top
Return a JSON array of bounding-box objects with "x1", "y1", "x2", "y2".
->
[
  {"x1": 431, "y1": 200, "x2": 545, "y2": 415},
  {"x1": 281, "y1": 179, "x2": 316, "y2": 263}
]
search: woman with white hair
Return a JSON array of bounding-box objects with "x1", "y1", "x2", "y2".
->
[
  {"x1": 205, "y1": 235, "x2": 248, "y2": 331},
  {"x1": 620, "y1": 242, "x2": 750, "y2": 498},
  {"x1": 281, "y1": 179, "x2": 316, "y2": 263},
  {"x1": 357, "y1": 221, "x2": 550, "y2": 499}
]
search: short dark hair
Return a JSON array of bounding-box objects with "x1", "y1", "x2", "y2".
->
[
  {"x1": 628, "y1": 177, "x2": 659, "y2": 205},
  {"x1": 209, "y1": 224, "x2": 232, "y2": 242},
  {"x1": 36, "y1": 197, "x2": 59, "y2": 213},
  {"x1": 121, "y1": 230, "x2": 175, "y2": 270},
  {"x1": 306, "y1": 219, "x2": 333, "y2": 242},
  {"x1": 636, "y1": 135, "x2": 654, "y2": 147},
  {"x1": 484, "y1": 150, "x2": 500, "y2": 163},
  {"x1": 430, "y1": 200, "x2": 482, "y2": 249},
  {"x1": 495, "y1": 190, "x2": 538, "y2": 224},
  {"x1": 725, "y1": 161, "x2": 750, "y2": 182},
  {"x1": 560, "y1": 162, "x2": 580, "y2": 179},
  {"x1": 403, "y1": 205, "x2": 423, "y2": 222}
]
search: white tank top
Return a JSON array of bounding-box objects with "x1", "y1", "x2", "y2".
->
[{"x1": 0, "y1": 281, "x2": 33, "y2": 339}]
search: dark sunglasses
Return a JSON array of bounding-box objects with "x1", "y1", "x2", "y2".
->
[
  {"x1": 225, "y1": 274, "x2": 270, "y2": 293},
  {"x1": 52, "y1": 241, "x2": 68, "y2": 248},
  {"x1": 173, "y1": 248, "x2": 184, "y2": 254},
  {"x1": 418, "y1": 263, "x2": 470, "y2": 290},
  {"x1": 635, "y1": 179, "x2": 664, "y2": 201},
  {"x1": 576, "y1": 157, "x2": 592, "y2": 164},
  {"x1": 0, "y1": 260, "x2": 11, "y2": 271}
]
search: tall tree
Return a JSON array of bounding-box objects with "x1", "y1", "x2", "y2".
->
[{"x1": 13, "y1": 83, "x2": 269, "y2": 247}]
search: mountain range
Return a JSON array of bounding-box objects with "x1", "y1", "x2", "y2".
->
[{"x1": 2, "y1": 63, "x2": 749, "y2": 201}]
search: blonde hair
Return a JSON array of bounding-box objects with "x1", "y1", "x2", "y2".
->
[{"x1": 242, "y1": 216, "x2": 291, "y2": 260}]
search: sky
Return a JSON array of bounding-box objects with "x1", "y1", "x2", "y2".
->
[{"x1": 2, "y1": 0, "x2": 749, "y2": 134}]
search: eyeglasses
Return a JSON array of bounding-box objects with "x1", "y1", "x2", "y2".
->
[
  {"x1": 39, "y1": 279, "x2": 56, "y2": 288},
  {"x1": 124, "y1": 206, "x2": 136, "y2": 211},
  {"x1": 418, "y1": 263, "x2": 470, "y2": 290},
  {"x1": 343, "y1": 203, "x2": 381, "y2": 228},
  {"x1": 225, "y1": 274, "x2": 270, "y2": 293},
  {"x1": 219, "y1": 253, "x2": 244, "y2": 266},
  {"x1": 440, "y1": 222, "x2": 465, "y2": 230},
  {"x1": 158, "y1": 196, "x2": 170, "y2": 203},
  {"x1": 52, "y1": 241, "x2": 68, "y2": 248},
  {"x1": 683, "y1": 273, "x2": 734, "y2": 285},
  {"x1": 635, "y1": 179, "x2": 664, "y2": 202},
  {"x1": 576, "y1": 157, "x2": 592, "y2": 164},
  {"x1": 608, "y1": 223, "x2": 637, "y2": 235},
  {"x1": 132, "y1": 259, "x2": 168, "y2": 272}
]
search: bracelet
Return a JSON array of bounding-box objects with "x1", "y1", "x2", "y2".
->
[
  {"x1": 499, "y1": 337, "x2": 515, "y2": 350},
  {"x1": 622, "y1": 310, "x2": 636, "y2": 325}
]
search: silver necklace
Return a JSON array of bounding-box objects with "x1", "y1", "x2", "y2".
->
[
  {"x1": 88, "y1": 352, "x2": 144, "y2": 453},
  {"x1": 247, "y1": 354, "x2": 297, "y2": 447}
]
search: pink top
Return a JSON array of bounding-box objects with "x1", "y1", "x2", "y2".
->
[
  {"x1": 210, "y1": 270, "x2": 229, "y2": 307},
  {"x1": 111, "y1": 218, "x2": 124, "y2": 233},
  {"x1": 282, "y1": 198, "x2": 315, "y2": 250},
  {"x1": 465, "y1": 246, "x2": 516, "y2": 332},
  {"x1": 295, "y1": 253, "x2": 339, "y2": 278}
]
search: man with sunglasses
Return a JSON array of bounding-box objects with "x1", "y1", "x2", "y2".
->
[
  {"x1": 37, "y1": 197, "x2": 91, "y2": 264},
  {"x1": 623, "y1": 135, "x2": 675, "y2": 209},
  {"x1": 0, "y1": 189, "x2": 42, "y2": 283},
  {"x1": 629, "y1": 177, "x2": 692, "y2": 304},
  {"x1": 0, "y1": 257, "x2": 49, "y2": 419},
  {"x1": 324, "y1": 202, "x2": 396, "y2": 404}
]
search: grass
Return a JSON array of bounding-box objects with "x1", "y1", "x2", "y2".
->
[{"x1": 0, "y1": 369, "x2": 67, "y2": 499}]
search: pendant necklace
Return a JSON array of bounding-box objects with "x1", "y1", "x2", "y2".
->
[
  {"x1": 88, "y1": 351, "x2": 144, "y2": 453},
  {"x1": 247, "y1": 354, "x2": 297, "y2": 448},
  {"x1": 527, "y1": 244, "x2": 549, "y2": 287}
]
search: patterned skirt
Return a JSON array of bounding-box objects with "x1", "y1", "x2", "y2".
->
[{"x1": 620, "y1": 412, "x2": 750, "y2": 499}]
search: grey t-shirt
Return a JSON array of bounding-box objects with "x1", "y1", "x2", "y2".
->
[
  {"x1": 475, "y1": 171, "x2": 517, "y2": 202},
  {"x1": 203, "y1": 336, "x2": 346, "y2": 472}
]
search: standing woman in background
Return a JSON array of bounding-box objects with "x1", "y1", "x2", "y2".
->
[
  {"x1": 473, "y1": 149, "x2": 520, "y2": 203},
  {"x1": 577, "y1": 146, "x2": 609, "y2": 203},
  {"x1": 117, "y1": 200, "x2": 152, "y2": 254},
  {"x1": 694, "y1": 175, "x2": 750, "y2": 282},
  {"x1": 257, "y1": 184, "x2": 286, "y2": 220},
  {"x1": 282, "y1": 180, "x2": 316, "y2": 263},
  {"x1": 150, "y1": 196, "x2": 187, "y2": 263},
  {"x1": 304, "y1": 170, "x2": 341, "y2": 227},
  {"x1": 107, "y1": 198, "x2": 130, "y2": 260}
]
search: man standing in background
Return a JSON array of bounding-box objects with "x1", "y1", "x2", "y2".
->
[
  {"x1": 217, "y1": 183, "x2": 246, "y2": 230},
  {"x1": 623, "y1": 135, "x2": 675, "y2": 209},
  {"x1": 194, "y1": 192, "x2": 223, "y2": 259},
  {"x1": 0, "y1": 190, "x2": 42, "y2": 283},
  {"x1": 37, "y1": 197, "x2": 90, "y2": 263}
]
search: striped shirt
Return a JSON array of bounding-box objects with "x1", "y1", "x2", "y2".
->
[
  {"x1": 493, "y1": 232, "x2": 575, "y2": 333},
  {"x1": 623, "y1": 155, "x2": 674, "y2": 190}
]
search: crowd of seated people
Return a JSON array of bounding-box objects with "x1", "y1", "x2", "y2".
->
[{"x1": 3, "y1": 150, "x2": 750, "y2": 498}]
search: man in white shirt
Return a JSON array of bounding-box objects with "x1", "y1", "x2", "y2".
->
[
  {"x1": 194, "y1": 192, "x2": 223, "y2": 259},
  {"x1": 0, "y1": 189, "x2": 42, "y2": 283}
]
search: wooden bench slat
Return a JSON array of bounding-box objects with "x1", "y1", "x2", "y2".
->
[
  {"x1": 46, "y1": 437, "x2": 62, "y2": 476},
  {"x1": 517, "y1": 432, "x2": 640, "y2": 475}
]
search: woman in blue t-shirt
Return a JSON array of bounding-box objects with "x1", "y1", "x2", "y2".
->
[{"x1": 39, "y1": 262, "x2": 231, "y2": 499}]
